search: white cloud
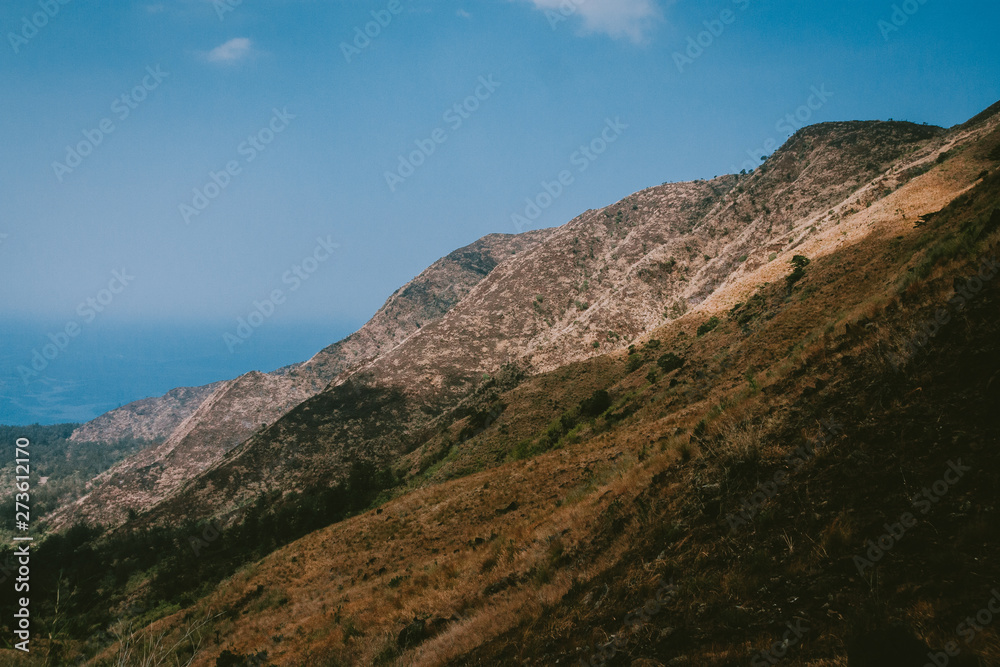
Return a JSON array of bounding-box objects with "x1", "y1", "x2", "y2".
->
[
  {"x1": 457, "y1": 9, "x2": 473, "y2": 19},
  {"x1": 207, "y1": 37, "x2": 253, "y2": 63},
  {"x1": 524, "y1": 0, "x2": 662, "y2": 42}
]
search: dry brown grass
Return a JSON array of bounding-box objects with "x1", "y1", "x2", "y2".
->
[{"x1": 84, "y1": 108, "x2": 1000, "y2": 667}]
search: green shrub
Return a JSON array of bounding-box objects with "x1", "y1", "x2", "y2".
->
[
  {"x1": 580, "y1": 389, "x2": 612, "y2": 417},
  {"x1": 657, "y1": 352, "x2": 685, "y2": 374},
  {"x1": 510, "y1": 439, "x2": 539, "y2": 460},
  {"x1": 626, "y1": 353, "x2": 645, "y2": 373},
  {"x1": 545, "y1": 421, "x2": 565, "y2": 443},
  {"x1": 697, "y1": 316, "x2": 720, "y2": 336},
  {"x1": 216, "y1": 650, "x2": 274, "y2": 667},
  {"x1": 786, "y1": 255, "x2": 811, "y2": 289}
]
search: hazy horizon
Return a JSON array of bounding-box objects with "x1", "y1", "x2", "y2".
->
[{"x1": 0, "y1": 317, "x2": 361, "y2": 425}]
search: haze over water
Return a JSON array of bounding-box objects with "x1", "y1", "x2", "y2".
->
[{"x1": 0, "y1": 319, "x2": 359, "y2": 425}]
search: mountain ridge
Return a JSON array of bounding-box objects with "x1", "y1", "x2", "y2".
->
[
  {"x1": 49, "y1": 231, "x2": 549, "y2": 529},
  {"x1": 8, "y1": 98, "x2": 1000, "y2": 667},
  {"x1": 129, "y1": 116, "x2": 972, "y2": 530}
]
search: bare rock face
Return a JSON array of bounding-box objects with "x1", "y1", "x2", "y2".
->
[
  {"x1": 49, "y1": 232, "x2": 548, "y2": 528},
  {"x1": 343, "y1": 121, "x2": 948, "y2": 393}
]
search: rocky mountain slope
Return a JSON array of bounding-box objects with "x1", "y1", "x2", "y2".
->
[
  {"x1": 49, "y1": 232, "x2": 547, "y2": 529},
  {"x1": 112, "y1": 99, "x2": 997, "y2": 666},
  {"x1": 135, "y1": 117, "x2": 961, "y2": 528},
  {"x1": 68, "y1": 383, "x2": 222, "y2": 444},
  {"x1": 9, "y1": 100, "x2": 999, "y2": 667}
]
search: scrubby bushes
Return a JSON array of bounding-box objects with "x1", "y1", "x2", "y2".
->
[
  {"x1": 579, "y1": 389, "x2": 612, "y2": 417},
  {"x1": 510, "y1": 389, "x2": 613, "y2": 461},
  {"x1": 786, "y1": 254, "x2": 811, "y2": 289},
  {"x1": 625, "y1": 353, "x2": 645, "y2": 373},
  {"x1": 657, "y1": 352, "x2": 685, "y2": 374},
  {"x1": 0, "y1": 460, "x2": 400, "y2": 653},
  {"x1": 697, "y1": 316, "x2": 720, "y2": 336}
]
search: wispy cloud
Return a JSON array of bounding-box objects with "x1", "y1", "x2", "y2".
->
[
  {"x1": 457, "y1": 9, "x2": 472, "y2": 19},
  {"x1": 523, "y1": 0, "x2": 662, "y2": 42},
  {"x1": 206, "y1": 37, "x2": 253, "y2": 63}
]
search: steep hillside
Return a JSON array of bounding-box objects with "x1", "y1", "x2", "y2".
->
[
  {"x1": 138, "y1": 119, "x2": 956, "y2": 527},
  {"x1": 4, "y1": 100, "x2": 998, "y2": 667},
  {"x1": 93, "y1": 103, "x2": 998, "y2": 666},
  {"x1": 50, "y1": 232, "x2": 547, "y2": 529},
  {"x1": 292, "y1": 232, "x2": 548, "y2": 384},
  {"x1": 46, "y1": 371, "x2": 315, "y2": 529}
]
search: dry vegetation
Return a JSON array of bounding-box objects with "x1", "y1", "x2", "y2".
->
[{"x1": 6, "y1": 104, "x2": 1000, "y2": 667}]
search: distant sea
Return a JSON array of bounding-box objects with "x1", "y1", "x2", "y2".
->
[{"x1": 0, "y1": 318, "x2": 360, "y2": 426}]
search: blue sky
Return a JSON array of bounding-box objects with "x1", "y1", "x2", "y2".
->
[{"x1": 1, "y1": 0, "x2": 998, "y2": 424}]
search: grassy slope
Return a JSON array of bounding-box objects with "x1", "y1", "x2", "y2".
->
[
  {"x1": 5, "y1": 114, "x2": 997, "y2": 666},
  {"x1": 458, "y1": 174, "x2": 1000, "y2": 666},
  {"x1": 83, "y1": 123, "x2": 995, "y2": 666}
]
